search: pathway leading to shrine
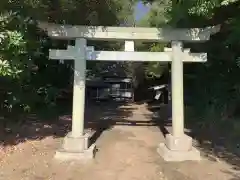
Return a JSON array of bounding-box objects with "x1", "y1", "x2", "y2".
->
[{"x1": 0, "y1": 103, "x2": 239, "y2": 180}]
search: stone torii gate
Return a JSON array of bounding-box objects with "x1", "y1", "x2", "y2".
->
[{"x1": 39, "y1": 23, "x2": 220, "y2": 162}]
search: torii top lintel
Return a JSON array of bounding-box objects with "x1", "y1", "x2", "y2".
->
[{"x1": 38, "y1": 22, "x2": 220, "y2": 42}]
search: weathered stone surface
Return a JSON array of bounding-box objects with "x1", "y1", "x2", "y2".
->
[
  {"x1": 165, "y1": 134, "x2": 193, "y2": 151},
  {"x1": 157, "y1": 143, "x2": 201, "y2": 162},
  {"x1": 55, "y1": 131, "x2": 96, "y2": 161},
  {"x1": 55, "y1": 144, "x2": 96, "y2": 161}
]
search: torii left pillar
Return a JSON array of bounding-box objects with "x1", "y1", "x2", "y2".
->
[{"x1": 55, "y1": 38, "x2": 96, "y2": 161}]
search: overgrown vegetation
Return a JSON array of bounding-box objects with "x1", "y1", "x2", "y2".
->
[
  {"x1": 0, "y1": 0, "x2": 137, "y2": 114},
  {"x1": 141, "y1": 0, "x2": 240, "y2": 149}
]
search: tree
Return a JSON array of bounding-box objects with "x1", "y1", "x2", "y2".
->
[
  {"x1": 0, "y1": 0, "x2": 137, "y2": 113},
  {"x1": 141, "y1": 0, "x2": 240, "y2": 140},
  {"x1": 134, "y1": 1, "x2": 170, "y2": 80}
]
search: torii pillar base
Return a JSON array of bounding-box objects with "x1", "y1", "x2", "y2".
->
[
  {"x1": 157, "y1": 134, "x2": 201, "y2": 162},
  {"x1": 54, "y1": 132, "x2": 96, "y2": 161}
]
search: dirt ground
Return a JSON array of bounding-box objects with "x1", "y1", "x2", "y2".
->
[{"x1": 0, "y1": 103, "x2": 240, "y2": 180}]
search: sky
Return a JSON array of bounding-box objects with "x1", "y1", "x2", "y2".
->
[{"x1": 134, "y1": 1, "x2": 150, "y2": 21}]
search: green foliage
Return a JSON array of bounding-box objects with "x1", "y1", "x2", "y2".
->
[
  {"x1": 0, "y1": 0, "x2": 136, "y2": 113},
  {"x1": 140, "y1": 0, "x2": 171, "y2": 27},
  {"x1": 0, "y1": 13, "x2": 26, "y2": 78},
  {"x1": 145, "y1": 43, "x2": 168, "y2": 78},
  {"x1": 139, "y1": 0, "x2": 240, "y2": 142}
]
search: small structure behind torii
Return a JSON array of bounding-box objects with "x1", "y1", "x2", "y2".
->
[{"x1": 39, "y1": 23, "x2": 220, "y2": 162}]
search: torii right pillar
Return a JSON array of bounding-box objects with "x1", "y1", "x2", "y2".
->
[{"x1": 158, "y1": 41, "x2": 201, "y2": 162}]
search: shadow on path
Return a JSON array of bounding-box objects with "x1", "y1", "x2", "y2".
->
[
  {"x1": 0, "y1": 101, "x2": 136, "y2": 149},
  {"x1": 144, "y1": 102, "x2": 171, "y2": 137}
]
